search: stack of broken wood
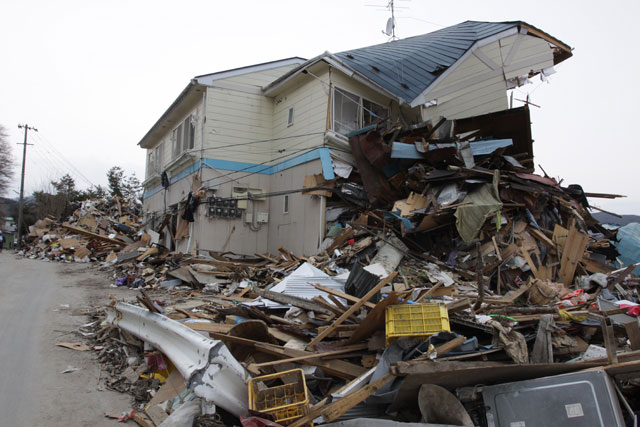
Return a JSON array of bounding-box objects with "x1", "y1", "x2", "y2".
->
[
  {"x1": 20, "y1": 196, "x2": 143, "y2": 262},
  {"x1": 91, "y1": 217, "x2": 640, "y2": 425},
  {"x1": 87, "y1": 113, "x2": 640, "y2": 424}
]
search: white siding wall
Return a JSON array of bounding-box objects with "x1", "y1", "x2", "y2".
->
[
  {"x1": 217, "y1": 65, "x2": 299, "y2": 88},
  {"x1": 142, "y1": 160, "x2": 325, "y2": 256},
  {"x1": 271, "y1": 70, "x2": 329, "y2": 154},
  {"x1": 421, "y1": 34, "x2": 553, "y2": 122},
  {"x1": 205, "y1": 86, "x2": 274, "y2": 164},
  {"x1": 266, "y1": 160, "x2": 324, "y2": 255}
]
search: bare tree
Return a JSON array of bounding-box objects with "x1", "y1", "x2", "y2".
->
[{"x1": 0, "y1": 124, "x2": 15, "y2": 196}]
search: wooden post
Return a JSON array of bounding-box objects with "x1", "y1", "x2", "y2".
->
[{"x1": 306, "y1": 272, "x2": 397, "y2": 350}]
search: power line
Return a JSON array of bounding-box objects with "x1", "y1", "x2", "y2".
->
[
  {"x1": 196, "y1": 131, "x2": 326, "y2": 154},
  {"x1": 31, "y1": 133, "x2": 95, "y2": 187},
  {"x1": 208, "y1": 146, "x2": 324, "y2": 189},
  {"x1": 199, "y1": 146, "x2": 321, "y2": 188}
]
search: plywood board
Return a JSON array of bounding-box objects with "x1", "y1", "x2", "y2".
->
[{"x1": 558, "y1": 225, "x2": 589, "y2": 285}]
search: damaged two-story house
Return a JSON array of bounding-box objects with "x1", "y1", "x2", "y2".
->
[{"x1": 139, "y1": 20, "x2": 572, "y2": 256}]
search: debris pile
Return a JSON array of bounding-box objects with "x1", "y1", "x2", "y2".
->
[
  {"x1": 88, "y1": 109, "x2": 640, "y2": 426},
  {"x1": 20, "y1": 197, "x2": 143, "y2": 262}
]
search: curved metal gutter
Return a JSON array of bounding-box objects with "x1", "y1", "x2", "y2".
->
[{"x1": 106, "y1": 303, "x2": 250, "y2": 418}]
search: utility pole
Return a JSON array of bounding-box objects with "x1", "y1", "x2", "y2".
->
[{"x1": 16, "y1": 124, "x2": 37, "y2": 249}]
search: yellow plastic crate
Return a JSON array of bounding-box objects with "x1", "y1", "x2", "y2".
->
[
  {"x1": 248, "y1": 368, "x2": 310, "y2": 425},
  {"x1": 385, "y1": 303, "x2": 450, "y2": 344}
]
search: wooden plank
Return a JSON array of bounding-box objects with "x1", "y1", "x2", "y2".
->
[
  {"x1": 583, "y1": 192, "x2": 626, "y2": 199},
  {"x1": 415, "y1": 336, "x2": 467, "y2": 360},
  {"x1": 307, "y1": 272, "x2": 397, "y2": 350},
  {"x1": 558, "y1": 225, "x2": 589, "y2": 285},
  {"x1": 61, "y1": 223, "x2": 126, "y2": 246},
  {"x1": 528, "y1": 226, "x2": 556, "y2": 249},
  {"x1": 435, "y1": 336, "x2": 467, "y2": 357},
  {"x1": 343, "y1": 292, "x2": 401, "y2": 345},
  {"x1": 492, "y1": 236, "x2": 502, "y2": 261},
  {"x1": 183, "y1": 321, "x2": 234, "y2": 334},
  {"x1": 530, "y1": 314, "x2": 554, "y2": 363},
  {"x1": 289, "y1": 373, "x2": 395, "y2": 427},
  {"x1": 311, "y1": 283, "x2": 376, "y2": 309},
  {"x1": 520, "y1": 246, "x2": 541, "y2": 279},
  {"x1": 607, "y1": 264, "x2": 636, "y2": 290},
  {"x1": 248, "y1": 344, "x2": 368, "y2": 369},
  {"x1": 552, "y1": 224, "x2": 569, "y2": 256},
  {"x1": 416, "y1": 282, "x2": 444, "y2": 302},
  {"x1": 251, "y1": 288, "x2": 334, "y2": 315},
  {"x1": 624, "y1": 322, "x2": 640, "y2": 351},
  {"x1": 210, "y1": 333, "x2": 366, "y2": 380},
  {"x1": 600, "y1": 316, "x2": 619, "y2": 364}
]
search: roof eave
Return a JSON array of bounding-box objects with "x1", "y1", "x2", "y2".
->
[
  {"x1": 409, "y1": 25, "x2": 521, "y2": 108},
  {"x1": 262, "y1": 53, "x2": 331, "y2": 96},
  {"x1": 137, "y1": 81, "x2": 201, "y2": 149},
  {"x1": 324, "y1": 53, "x2": 407, "y2": 105},
  {"x1": 262, "y1": 52, "x2": 407, "y2": 105}
]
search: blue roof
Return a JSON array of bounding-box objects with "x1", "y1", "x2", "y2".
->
[{"x1": 334, "y1": 21, "x2": 520, "y2": 103}]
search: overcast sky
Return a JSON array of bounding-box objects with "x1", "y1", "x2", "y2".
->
[{"x1": 1, "y1": 0, "x2": 638, "y2": 214}]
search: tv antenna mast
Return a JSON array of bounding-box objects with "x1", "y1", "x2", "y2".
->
[{"x1": 382, "y1": 0, "x2": 397, "y2": 40}]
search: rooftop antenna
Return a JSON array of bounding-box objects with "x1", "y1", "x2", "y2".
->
[{"x1": 382, "y1": 0, "x2": 397, "y2": 40}]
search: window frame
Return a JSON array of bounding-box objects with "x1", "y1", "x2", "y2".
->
[
  {"x1": 332, "y1": 87, "x2": 388, "y2": 135},
  {"x1": 287, "y1": 107, "x2": 294, "y2": 127},
  {"x1": 283, "y1": 194, "x2": 289, "y2": 214},
  {"x1": 171, "y1": 114, "x2": 196, "y2": 159}
]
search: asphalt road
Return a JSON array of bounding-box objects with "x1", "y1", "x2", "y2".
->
[{"x1": 0, "y1": 251, "x2": 134, "y2": 426}]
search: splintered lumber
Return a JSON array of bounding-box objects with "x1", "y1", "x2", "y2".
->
[
  {"x1": 435, "y1": 336, "x2": 467, "y2": 357},
  {"x1": 607, "y1": 264, "x2": 637, "y2": 290},
  {"x1": 251, "y1": 288, "x2": 334, "y2": 315},
  {"x1": 289, "y1": 373, "x2": 395, "y2": 427},
  {"x1": 600, "y1": 316, "x2": 619, "y2": 364},
  {"x1": 558, "y1": 225, "x2": 589, "y2": 285},
  {"x1": 527, "y1": 226, "x2": 555, "y2": 249},
  {"x1": 530, "y1": 314, "x2": 554, "y2": 363},
  {"x1": 61, "y1": 223, "x2": 126, "y2": 246},
  {"x1": 415, "y1": 336, "x2": 467, "y2": 360},
  {"x1": 307, "y1": 272, "x2": 398, "y2": 350},
  {"x1": 248, "y1": 344, "x2": 368, "y2": 369},
  {"x1": 520, "y1": 247, "x2": 540, "y2": 279},
  {"x1": 311, "y1": 283, "x2": 376, "y2": 309},
  {"x1": 625, "y1": 322, "x2": 640, "y2": 351},
  {"x1": 583, "y1": 192, "x2": 626, "y2": 199},
  {"x1": 210, "y1": 333, "x2": 366, "y2": 379},
  {"x1": 343, "y1": 292, "x2": 401, "y2": 345}
]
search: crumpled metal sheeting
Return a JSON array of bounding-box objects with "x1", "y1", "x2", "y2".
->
[{"x1": 106, "y1": 303, "x2": 250, "y2": 418}]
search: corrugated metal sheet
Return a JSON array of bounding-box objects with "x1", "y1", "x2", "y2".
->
[
  {"x1": 334, "y1": 21, "x2": 519, "y2": 103},
  {"x1": 246, "y1": 262, "x2": 347, "y2": 309}
]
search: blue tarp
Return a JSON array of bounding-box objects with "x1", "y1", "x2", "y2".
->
[
  {"x1": 391, "y1": 139, "x2": 513, "y2": 159},
  {"x1": 615, "y1": 223, "x2": 640, "y2": 275}
]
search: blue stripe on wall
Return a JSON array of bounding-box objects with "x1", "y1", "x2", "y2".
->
[{"x1": 144, "y1": 147, "x2": 334, "y2": 200}]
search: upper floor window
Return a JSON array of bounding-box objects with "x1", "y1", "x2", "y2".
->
[
  {"x1": 147, "y1": 142, "x2": 164, "y2": 175},
  {"x1": 287, "y1": 107, "x2": 294, "y2": 127},
  {"x1": 333, "y1": 88, "x2": 388, "y2": 135},
  {"x1": 172, "y1": 114, "x2": 196, "y2": 159}
]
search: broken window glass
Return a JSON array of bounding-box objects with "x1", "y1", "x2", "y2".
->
[{"x1": 363, "y1": 99, "x2": 388, "y2": 126}]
